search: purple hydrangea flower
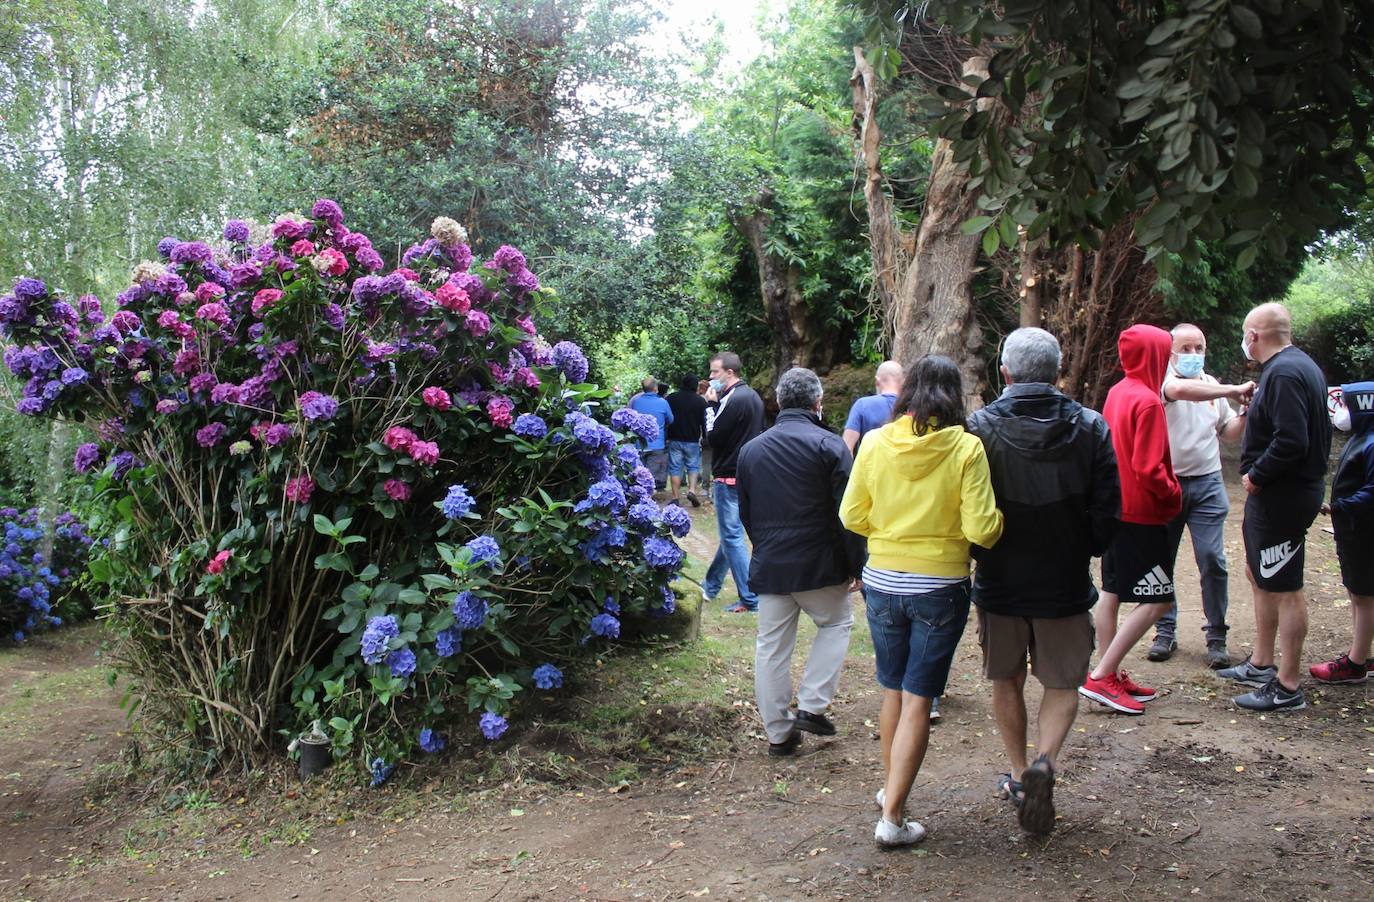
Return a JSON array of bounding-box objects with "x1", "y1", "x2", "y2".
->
[
  {"x1": 60, "y1": 367, "x2": 88, "y2": 386},
  {"x1": 196, "y1": 422, "x2": 228, "y2": 447},
  {"x1": 223, "y1": 220, "x2": 250, "y2": 243},
  {"x1": 590, "y1": 613, "x2": 621, "y2": 639},
  {"x1": 73, "y1": 443, "x2": 101, "y2": 473},
  {"x1": 311, "y1": 198, "x2": 344, "y2": 226},
  {"x1": 386, "y1": 647, "x2": 417, "y2": 679},
  {"x1": 643, "y1": 536, "x2": 684, "y2": 570},
  {"x1": 169, "y1": 241, "x2": 212, "y2": 266},
  {"x1": 156, "y1": 236, "x2": 181, "y2": 258},
  {"x1": 465, "y1": 535, "x2": 501, "y2": 567},
  {"x1": 490, "y1": 245, "x2": 527, "y2": 273},
  {"x1": 551, "y1": 341, "x2": 589, "y2": 383},
  {"x1": 479, "y1": 711, "x2": 508, "y2": 740},
  {"x1": 323, "y1": 303, "x2": 345, "y2": 330},
  {"x1": 441, "y1": 484, "x2": 475, "y2": 520},
  {"x1": 512, "y1": 413, "x2": 547, "y2": 439},
  {"x1": 451, "y1": 591, "x2": 488, "y2": 630},
  {"x1": 532, "y1": 663, "x2": 563, "y2": 690},
  {"x1": 418, "y1": 728, "x2": 445, "y2": 754},
  {"x1": 298, "y1": 391, "x2": 339, "y2": 422},
  {"x1": 361, "y1": 614, "x2": 399, "y2": 664}
]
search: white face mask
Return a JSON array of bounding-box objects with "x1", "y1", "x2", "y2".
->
[
  {"x1": 1332, "y1": 405, "x2": 1352, "y2": 432},
  {"x1": 1241, "y1": 331, "x2": 1255, "y2": 362}
]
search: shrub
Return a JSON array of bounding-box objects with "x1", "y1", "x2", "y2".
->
[
  {"x1": 1295, "y1": 293, "x2": 1374, "y2": 384},
  {"x1": 0, "y1": 204, "x2": 689, "y2": 776},
  {"x1": 0, "y1": 507, "x2": 93, "y2": 642}
]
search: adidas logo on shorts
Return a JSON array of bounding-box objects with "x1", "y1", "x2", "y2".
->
[{"x1": 1132, "y1": 565, "x2": 1174, "y2": 597}]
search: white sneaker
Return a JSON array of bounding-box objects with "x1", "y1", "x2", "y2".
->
[
  {"x1": 875, "y1": 788, "x2": 884, "y2": 809},
  {"x1": 874, "y1": 817, "x2": 926, "y2": 847}
]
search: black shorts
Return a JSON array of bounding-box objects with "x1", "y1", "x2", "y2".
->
[
  {"x1": 1102, "y1": 522, "x2": 1175, "y2": 603},
  {"x1": 1242, "y1": 486, "x2": 1321, "y2": 593},
  {"x1": 1333, "y1": 524, "x2": 1374, "y2": 596}
]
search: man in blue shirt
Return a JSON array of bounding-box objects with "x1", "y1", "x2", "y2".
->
[
  {"x1": 630, "y1": 377, "x2": 674, "y2": 490},
  {"x1": 843, "y1": 360, "x2": 902, "y2": 455}
]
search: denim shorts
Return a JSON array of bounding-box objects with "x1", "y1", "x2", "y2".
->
[
  {"x1": 865, "y1": 580, "x2": 972, "y2": 697},
  {"x1": 666, "y1": 440, "x2": 701, "y2": 476}
]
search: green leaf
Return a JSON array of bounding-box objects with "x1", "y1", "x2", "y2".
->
[
  {"x1": 982, "y1": 226, "x2": 1001, "y2": 256},
  {"x1": 312, "y1": 514, "x2": 336, "y2": 536},
  {"x1": 1235, "y1": 245, "x2": 1258, "y2": 270},
  {"x1": 1230, "y1": 6, "x2": 1262, "y2": 39},
  {"x1": 960, "y1": 215, "x2": 996, "y2": 235}
]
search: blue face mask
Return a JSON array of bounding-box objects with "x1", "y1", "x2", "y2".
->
[
  {"x1": 708, "y1": 378, "x2": 725, "y2": 391},
  {"x1": 1174, "y1": 353, "x2": 1205, "y2": 378}
]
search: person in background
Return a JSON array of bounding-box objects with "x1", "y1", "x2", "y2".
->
[
  {"x1": 1079, "y1": 324, "x2": 1182, "y2": 716},
  {"x1": 665, "y1": 374, "x2": 709, "y2": 507},
  {"x1": 840, "y1": 355, "x2": 1003, "y2": 847},
  {"x1": 843, "y1": 360, "x2": 903, "y2": 455},
  {"x1": 738, "y1": 368, "x2": 865, "y2": 757},
  {"x1": 1311, "y1": 381, "x2": 1374, "y2": 684},
  {"x1": 968, "y1": 327, "x2": 1119, "y2": 836},
  {"x1": 1148, "y1": 324, "x2": 1253, "y2": 668},
  {"x1": 1219, "y1": 303, "x2": 1332, "y2": 711},
  {"x1": 629, "y1": 377, "x2": 673, "y2": 491},
  {"x1": 700, "y1": 379, "x2": 717, "y2": 485},
  {"x1": 703, "y1": 352, "x2": 766, "y2": 613}
]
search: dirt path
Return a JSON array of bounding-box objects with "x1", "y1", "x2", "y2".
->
[{"x1": 5, "y1": 474, "x2": 1373, "y2": 900}]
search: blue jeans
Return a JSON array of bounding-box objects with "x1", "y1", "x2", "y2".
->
[
  {"x1": 1158, "y1": 471, "x2": 1230, "y2": 642},
  {"x1": 703, "y1": 481, "x2": 758, "y2": 608},
  {"x1": 865, "y1": 580, "x2": 972, "y2": 697}
]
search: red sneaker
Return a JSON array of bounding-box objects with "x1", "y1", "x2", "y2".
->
[
  {"x1": 1078, "y1": 673, "x2": 1145, "y2": 714},
  {"x1": 1117, "y1": 670, "x2": 1157, "y2": 701},
  {"x1": 1309, "y1": 653, "x2": 1369, "y2": 685}
]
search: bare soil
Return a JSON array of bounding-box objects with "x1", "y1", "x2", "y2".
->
[{"x1": 3, "y1": 471, "x2": 1372, "y2": 901}]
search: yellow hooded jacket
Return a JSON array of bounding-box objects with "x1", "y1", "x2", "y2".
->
[{"x1": 840, "y1": 415, "x2": 1003, "y2": 577}]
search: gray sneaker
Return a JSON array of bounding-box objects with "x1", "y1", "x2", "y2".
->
[
  {"x1": 1217, "y1": 655, "x2": 1276, "y2": 688},
  {"x1": 1205, "y1": 641, "x2": 1231, "y2": 670},
  {"x1": 1234, "y1": 677, "x2": 1306, "y2": 712},
  {"x1": 1146, "y1": 635, "x2": 1177, "y2": 662}
]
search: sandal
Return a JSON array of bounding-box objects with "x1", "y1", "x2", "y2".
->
[
  {"x1": 995, "y1": 773, "x2": 1024, "y2": 806},
  {"x1": 1018, "y1": 754, "x2": 1056, "y2": 836}
]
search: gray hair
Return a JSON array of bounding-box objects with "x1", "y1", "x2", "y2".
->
[
  {"x1": 776, "y1": 367, "x2": 823, "y2": 411},
  {"x1": 1001, "y1": 327, "x2": 1062, "y2": 384}
]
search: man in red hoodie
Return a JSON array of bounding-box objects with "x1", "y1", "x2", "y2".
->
[{"x1": 1080, "y1": 324, "x2": 1184, "y2": 715}]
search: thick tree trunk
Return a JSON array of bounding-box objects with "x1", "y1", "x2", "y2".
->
[
  {"x1": 852, "y1": 50, "x2": 1006, "y2": 406},
  {"x1": 731, "y1": 194, "x2": 843, "y2": 379}
]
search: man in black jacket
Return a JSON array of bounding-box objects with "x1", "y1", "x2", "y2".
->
[
  {"x1": 739, "y1": 367, "x2": 865, "y2": 756},
  {"x1": 967, "y1": 327, "x2": 1120, "y2": 835},
  {"x1": 703, "y1": 351, "x2": 767, "y2": 612}
]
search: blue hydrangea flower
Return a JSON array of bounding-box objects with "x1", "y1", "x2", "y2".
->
[
  {"x1": 441, "y1": 484, "x2": 475, "y2": 519},
  {"x1": 551, "y1": 341, "x2": 589, "y2": 383},
  {"x1": 479, "y1": 711, "x2": 509, "y2": 740},
  {"x1": 590, "y1": 612, "x2": 621, "y2": 639},
  {"x1": 435, "y1": 626, "x2": 463, "y2": 658},
  {"x1": 611, "y1": 408, "x2": 660, "y2": 443},
  {"x1": 512, "y1": 413, "x2": 547, "y2": 439},
  {"x1": 452, "y1": 591, "x2": 488, "y2": 630},
  {"x1": 580, "y1": 524, "x2": 627, "y2": 562},
  {"x1": 361, "y1": 614, "x2": 399, "y2": 664},
  {"x1": 532, "y1": 663, "x2": 563, "y2": 690},
  {"x1": 643, "y1": 536, "x2": 684, "y2": 570},
  {"x1": 661, "y1": 504, "x2": 692, "y2": 538},
  {"x1": 603, "y1": 596, "x2": 620, "y2": 615},
  {"x1": 628, "y1": 500, "x2": 661, "y2": 532},
  {"x1": 418, "y1": 728, "x2": 445, "y2": 754},
  {"x1": 369, "y1": 757, "x2": 395, "y2": 787},
  {"x1": 581, "y1": 477, "x2": 626, "y2": 514},
  {"x1": 615, "y1": 445, "x2": 641, "y2": 470},
  {"x1": 656, "y1": 584, "x2": 677, "y2": 617},
  {"x1": 386, "y1": 647, "x2": 417, "y2": 679},
  {"x1": 465, "y1": 534, "x2": 501, "y2": 567}
]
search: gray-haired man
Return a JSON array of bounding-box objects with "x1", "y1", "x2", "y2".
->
[{"x1": 738, "y1": 368, "x2": 865, "y2": 756}]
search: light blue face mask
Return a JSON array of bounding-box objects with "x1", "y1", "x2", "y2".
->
[
  {"x1": 1174, "y1": 353, "x2": 1205, "y2": 378},
  {"x1": 709, "y1": 378, "x2": 725, "y2": 391}
]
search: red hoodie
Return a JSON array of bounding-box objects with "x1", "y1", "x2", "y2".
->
[{"x1": 1104, "y1": 324, "x2": 1183, "y2": 525}]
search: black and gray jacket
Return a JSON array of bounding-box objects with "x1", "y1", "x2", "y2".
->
[{"x1": 967, "y1": 383, "x2": 1121, "y2": 618}]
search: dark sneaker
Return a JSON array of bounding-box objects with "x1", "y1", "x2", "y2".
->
[
  {"x1": 1146, "y1": 635, "x2": 1177, "y2": 662},
  {"x1": 1309, "y1": 653, "x2": 1369, "y2": 685},
  {"x1": 1217, "y1": 656, "x2": 1277, "y2": 688},
  {"x1": 1017, "y1": 755, "x2": 1056, "y2": 835},
  {"x1": 793, "y1": 710, "x2": 836, "y2": 736},
  {"x1": 769, "y1": 730, "x2": 802, "y2": 757},
  {"x1": 1206, "y1": 641, "x2": 1231, "y2": 670},
  {"x1": 1234, "y1": 677, "x2": 1306, "y2": 712},
  {"x1": 687, "y1": 490, "x2": 701, "y2": 508}
]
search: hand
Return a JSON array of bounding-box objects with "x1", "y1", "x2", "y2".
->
[
  {"x1": 1320, "y1": 503, "x2": 1331, "y2": 516},
  {"x1": 1241, "y1": 472, "x2": 1260, "y2": 495},
  {"x1": 1228, "y1": 381, "x2": 1256, "y2": 403},
  {"x1": 849, "y1": 579, "x2": 864, "y2": 594}
]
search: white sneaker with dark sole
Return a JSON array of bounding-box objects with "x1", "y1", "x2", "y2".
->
[{"x1": 874, "y1": 817, "x2": 926, "y2": 847}]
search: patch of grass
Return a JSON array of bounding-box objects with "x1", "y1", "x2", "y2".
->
[{"x1": 0, "y1": 663, "x2": 110, "y2": 738}]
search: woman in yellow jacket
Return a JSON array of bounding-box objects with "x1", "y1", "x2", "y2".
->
[{"x1": 840, "y1": 355, "x2": 1003, "y2": 847}]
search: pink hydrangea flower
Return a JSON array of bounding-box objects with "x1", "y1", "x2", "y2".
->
[
  {"x1": 111, "y1": 310, "x2": 141, "y2": 333},
  {"x1": 422, "y1": 386, "x2": 451, "y2": 411},
  {"x1": 384, "y1": 479, "x2": 412, "y2": 501},
  {"x1": 487, "y1": 362, "x2": 507, "y2": 384},
  {"x1": 285, "y1": 474, "x2": 315, "y2": 504},
  {"x1": 314, "y1": 247, "x2": 348, "y2": 276},
  {"x1": 486, "y1": 395, "x2": 515, "y2": 429},
  {"x1": 436, "y1": 282, "x2": 471, "y2": 313},
  {"x1": 289, "y1": 239, "x2": 316, "y2": 257},
  {"x1": 196, "y1": 301, "x2": 230, "y2": 326},
  {"x1": 252, "y1": 288, "x2": 283, "y2": 317},
  {"x1": 513, "y1": 367, "x2": 541, "y2": 390},
  {"x1": 206, "y1": 549, "x2": 232, "y2": 575},
  {"x1": 194, "y1": 282, "x2": 225, "y2": 302},
  {"x1": 157, "y1": 310, "x2": 181, "y2": 329},
  {"x1": 263, "y1": 423, "x2": 294, "y2": 446},
  {"x1": 408, "y1": 440, "x2": 440, "y2": 466},
  {"x1": 172, "y1": 349, "x2": 200, "y2": 375},
  {"x1": 515, "y1": 315, "x2": 537, "y2": 336},
  {"x1": 396, "y1": 267, "x2": 420, "y2": 282},
  {"x1": 383, "y1": 425, "x2": 417, "y2": 451}
]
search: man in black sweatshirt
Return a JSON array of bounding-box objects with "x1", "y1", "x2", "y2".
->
[
  {"x1": 967, "y1": 327, "x2": 1120, "y2": 835},
  {"x1": 703, "y1": 351, "x2": 766, "y2": 612},
  {"x1": 1219, "y1": 302, "x2": 1333, "y2": 712}
]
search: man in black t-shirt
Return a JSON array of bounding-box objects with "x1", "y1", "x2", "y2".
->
[
  {"x1": 1219, "y1": 303, "x2": 1333, "y2": 713},
  {"x1": 665, "y1": 374, "x2": 709, "y2": 507}
]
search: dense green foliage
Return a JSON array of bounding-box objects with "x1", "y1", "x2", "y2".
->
[{"x1": 1285, "y1": 255, "x2": 1374, "y2": 382}]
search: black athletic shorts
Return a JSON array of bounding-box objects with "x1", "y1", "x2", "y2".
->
[
  {"x1": 1242, "y1": 484, "x2": 1321, "y2": 593},
  {"x1": 1101, "y1": 522, "x2": 1176, "y2": 603}
]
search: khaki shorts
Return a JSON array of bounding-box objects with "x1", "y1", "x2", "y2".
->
[{"x1": 977, "y1": 608, "x2": 1094, "y2": 690}]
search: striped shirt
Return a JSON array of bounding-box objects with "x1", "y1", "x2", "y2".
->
[{"x1": 862, "y1": 565, "x2": 965, "y2": 596}]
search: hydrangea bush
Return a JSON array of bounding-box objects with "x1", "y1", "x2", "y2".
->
[
  {"x1": 0, "y1": 203, "x2": 688, "y2": 774},
  {"x1": 0, "y1": 507, "x2": 93, "y2": 643}
]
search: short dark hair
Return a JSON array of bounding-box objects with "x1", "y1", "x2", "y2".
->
[
  {"x1": 775, "y1": 367, "x2": 823, "y2": 411},
  {"x1": 891, "y1": 355, "x2": 966, "y2": 434},
  {"x1": 711, "y1": 351, "x2": 743, "y2": 375},
  {"x1": 679, "y1": 374, "x2": 698, "y2": 392}
]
